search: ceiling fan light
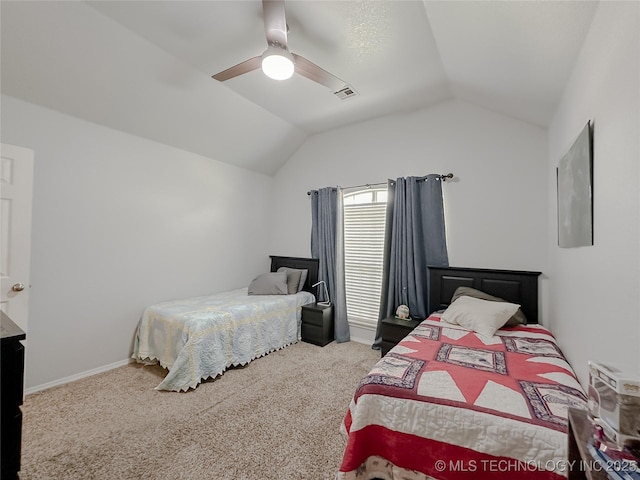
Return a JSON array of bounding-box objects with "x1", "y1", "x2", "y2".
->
[{"x1": 261, "y1": 47, "x2": 294, "y2": 80}]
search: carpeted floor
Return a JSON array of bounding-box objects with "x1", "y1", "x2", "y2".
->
[{"x1": 19, "y1": 340, "x2": 380, "y2": 480}]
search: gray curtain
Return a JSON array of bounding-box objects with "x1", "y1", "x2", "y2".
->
[
  {"x1": 310, "y1": 187, "x2": 349, "y2": 343},
  {"x1": 373, "y1": 175, "x2": 449, "y2": 348}
]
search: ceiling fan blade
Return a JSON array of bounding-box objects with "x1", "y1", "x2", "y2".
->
[
  {"x1": 292, "y1": 53, "x2": 345, "y2": 91},
  {"x1": 212, "y1": 56, "x2": 262, "y2": 82},
  {"x1": 262, "y1": 0, "x2": 288, "y2": 47}
]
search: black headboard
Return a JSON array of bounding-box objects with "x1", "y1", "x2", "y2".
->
[
  {"x1": 427, "y1": 266, "x2": 542, "y2": 323},
  {"x1": 270, "y1": 256, "x2": 319, "y2": 294}
]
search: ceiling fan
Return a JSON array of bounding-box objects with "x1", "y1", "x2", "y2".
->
[{"x1": 212, "y1": 0, "x2": 347, "y2": 92}]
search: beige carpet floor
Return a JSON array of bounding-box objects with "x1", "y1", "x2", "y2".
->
[{"x1": 19, "y1": 340, "x2": 380, "y2": 480}]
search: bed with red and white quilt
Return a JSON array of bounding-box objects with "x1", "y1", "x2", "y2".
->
[{"x1": 339, "y1": 267, "x2": 586, "y2": 480}]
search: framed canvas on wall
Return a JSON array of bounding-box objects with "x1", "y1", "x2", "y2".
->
[{"x1": 557, "y1": 121, "x2": 594, "y2": 248}]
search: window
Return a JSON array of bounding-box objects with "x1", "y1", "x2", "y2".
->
[{"x1": 343, "y1": 188, "x2": 387, "y2": 328}]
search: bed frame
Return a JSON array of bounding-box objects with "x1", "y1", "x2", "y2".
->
[
  {"x1": 269, "y1": 255, "x2": 319, "y2": 294},
  {"x1": 427, "y1": 266, "x2": 542, "y2": 323}
]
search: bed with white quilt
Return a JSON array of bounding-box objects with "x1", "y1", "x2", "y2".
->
[
  {"x1": 339, "y1": 266, "x2": 587, "y2": 480},
  {"x1": 132, "y1": 256, "x2": 318, "y2": 391}
]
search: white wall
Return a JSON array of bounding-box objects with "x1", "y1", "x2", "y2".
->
[
  {"x1": 269, "y1": 99, "x2": 548, "y2": 342},
  {"x1": 1, "y1": 95, "x2": 274, "y2": 390},
  {"x1": 270, "y1": 99, "x2": 548, "y2": 275},
  {"x1": 546, "y1": 2, "x2": 640, "y2": 385}
]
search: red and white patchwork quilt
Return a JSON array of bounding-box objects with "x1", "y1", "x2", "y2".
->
[{"x1": 338, "y1": 314, "x2": 586, "y2": 480}]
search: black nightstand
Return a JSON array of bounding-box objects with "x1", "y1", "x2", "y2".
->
[
  {"x1": 567, "y1": 408, "x2": 608, "y2": 480},
  {"x1": 380, "y1": 316, "x2": 421, "y2": 356},
  {"x1": 301, "y1": 303, "x2": 334, "y2": 347}
]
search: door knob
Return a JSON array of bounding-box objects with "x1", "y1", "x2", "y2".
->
[{"x1": 12, "y1": 283, "x2": 25, "y2": 292}]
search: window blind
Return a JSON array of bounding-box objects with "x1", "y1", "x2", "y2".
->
[{"x1": 343, "y1": 199, "x2": 387, "y2": 328}]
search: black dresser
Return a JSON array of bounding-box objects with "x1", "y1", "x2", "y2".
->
[
  {"x1": 1, "y1": 311, "x2": 26, "y2": 480},
  {"x1": 301, "y1": 303, "x2": 334, "y2": 346}
]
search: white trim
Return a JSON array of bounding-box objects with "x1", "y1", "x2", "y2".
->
[{"x1": 25, "y1": 358, "x2": 133, "y2": 395}]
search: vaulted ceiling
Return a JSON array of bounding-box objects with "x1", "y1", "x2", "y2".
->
[{"x1": 1, "y1": 1, "x2": 598, "y2": 175}]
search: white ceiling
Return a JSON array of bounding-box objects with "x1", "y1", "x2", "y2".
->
[{"x1": 1, "y1": 1, "x2": 598, "y2": 175}]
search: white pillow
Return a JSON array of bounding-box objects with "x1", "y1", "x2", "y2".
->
[{"x1": 441, "y1": 295, "x2": 520, "y2": 337}]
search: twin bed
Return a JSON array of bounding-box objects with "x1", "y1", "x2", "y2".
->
[
  {"x1": 132, "y1": 256, "x2": 319, "y2": 391},
  {"x1": 338, "y1": 266, "x2": 587, "y2": 480}
]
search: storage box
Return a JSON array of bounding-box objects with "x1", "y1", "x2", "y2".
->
[{"x1": 588, "y1": 361, "x2": 640, "y2": 448}]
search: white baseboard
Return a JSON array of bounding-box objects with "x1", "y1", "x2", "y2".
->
[
  {"x1": 25, "y1": 327, "x2": 375, "y2": 395},
  {"x1": 25, "y1": 358, "x2": 133, "y2": 395}
]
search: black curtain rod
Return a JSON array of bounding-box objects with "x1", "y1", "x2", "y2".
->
[{"x1": 307, "y1": 173, "x2": 454, "y2": 195}]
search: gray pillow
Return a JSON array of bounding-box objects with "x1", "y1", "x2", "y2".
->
[
  {"x1": 248, "y1": 272, "x2": 288, "y2": 295},
  {"x1": 277, "y1": 267, "x2": 308, "y2": 293},
  {"x1": 276, "y1": 267, "x2": 303, "y2": 294},
  {"x1": 450, "y1": 286, "x2": 528, "y2": 326}
]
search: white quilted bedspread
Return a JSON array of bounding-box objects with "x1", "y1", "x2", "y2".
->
[{"x1": 132, "y1": 288, "x2": 314, "y2": 391}]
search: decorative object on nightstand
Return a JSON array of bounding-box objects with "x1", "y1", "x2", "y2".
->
[
  {"x1": 395, "y1": 304, "x2": 410, "y2": 319},
  {"x1": 380, "y1": 316, "x2": 420, "y2": 357},
  {"x1": 587, "y1": 360, "x2": 640, "y2": 449},
  {"x1": 583, "y1": 361, "x2": 640, "y2": 479},
  {"x1": 301, "y1": 303, "x2": 334, "y2": 347}
]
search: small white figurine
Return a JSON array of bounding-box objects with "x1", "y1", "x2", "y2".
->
[{"x1": 396, "y1": 304, "x2": 410, "y2": 319}]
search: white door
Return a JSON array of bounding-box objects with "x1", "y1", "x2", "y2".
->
[{"x1": 0, "y1": 143, "x2": 34, "y2": 334}]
